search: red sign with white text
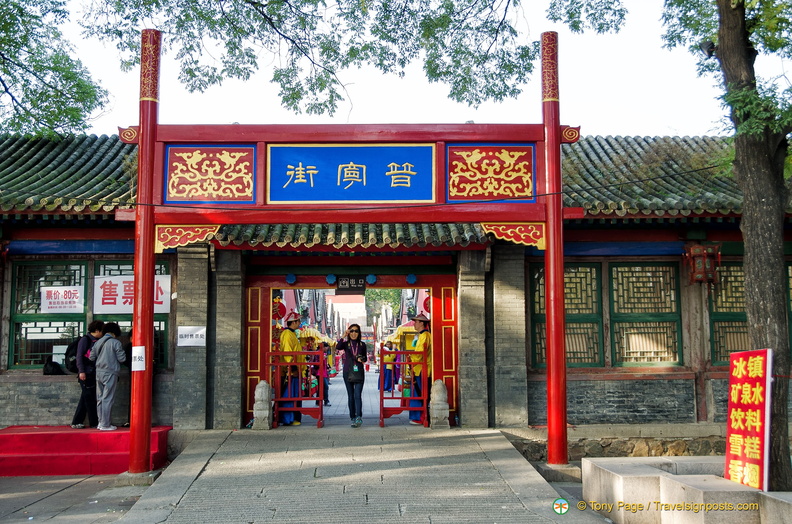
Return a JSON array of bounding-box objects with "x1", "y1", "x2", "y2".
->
[
  {"x1": 92, "y1": 276, "x2": 171, "y2": 314},
  {"x1": 725, "y1": 348, "x2": 773, "y2": 491}
]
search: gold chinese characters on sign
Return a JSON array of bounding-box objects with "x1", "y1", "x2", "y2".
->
[
  {"x1": 166, "y1": 147, "x2": 255, "y2": 202},
  {"x1": 448, "y1": 146, "x2": 534, "y2": 201}
]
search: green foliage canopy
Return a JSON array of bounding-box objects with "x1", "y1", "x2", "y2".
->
[
  {"x1": 0, "y1": 0, "x2": 107, "y2": 136},
  {"x1": 79, "y1": 0, "x2": 548, "y2": 115}
]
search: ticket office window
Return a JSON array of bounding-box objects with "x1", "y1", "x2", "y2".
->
[{"x1": 8, "y1": 260, "x2": 170, "y2": 370}]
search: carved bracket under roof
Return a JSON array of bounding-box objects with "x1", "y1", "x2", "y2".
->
[
  {"x1": 481, "y1": 222, "x2": 546, "y2": 249},
  {"x1": 155, "y1": 225, "x2": 220, "y2": 253}
]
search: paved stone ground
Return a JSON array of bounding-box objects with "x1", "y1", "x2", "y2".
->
[
  {"x1": 120, "y1": 427, "x2": 606, "y2": 523},
  {"x1": 1, "y1": 372, "x2": 608, "y2": 523}
]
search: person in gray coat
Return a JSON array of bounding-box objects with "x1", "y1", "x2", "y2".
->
[{"x1": 89, "y1": 322, "x2": 127, "y2": 431}]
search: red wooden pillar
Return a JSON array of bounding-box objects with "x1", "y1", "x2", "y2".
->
[
  {"x1": 129, "y1": 29, "x2": 161, "y2": 474},
  {"x1": 541, "y1": 31, "x2": 569, "y2": 465}
]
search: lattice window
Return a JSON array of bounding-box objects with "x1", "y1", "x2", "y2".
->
[
  {"x1": 610, "y1": 264, "x2": 681, "y2": 364},
  {"x1": 9, "y1": 260, "x2": 170, "y2": 369},
  {"x1": 534, "y1": 322, "x2": 602, "y2": 365},
  {"x1": 611, "y1": 265, "x2": 677, "y2": 314},
  {"x1": 96, "y1": 262, "x2": 170, "y2": 368},
  {"x1": 13, "y1": 263, "x2": 86, "y2": 315},
  {"x1": 712, "y1": 265, "x2": 746, "y2": 313},
  {"x1": 98, "y1": 262, "x2": 168, "y2": 276},
  {"x1": 530, "y1": 264, "x2": 603, "y2": 366},
  {"x1": 612, "y1": 322, "x2": 678, "y2": 363},
  {"x1": 712, "y1": 321, "x2": 751, "y2": 362},
  {"x1": 709, "y1": 264, "x2": 749, "y2": 364},
  {"x1": 12, "y1": 321, "x2": 84, "y2": 367}
]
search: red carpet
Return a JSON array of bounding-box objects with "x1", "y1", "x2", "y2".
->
[{"x1": 0, "y1": 425, "x2": 171, "y2": 476}]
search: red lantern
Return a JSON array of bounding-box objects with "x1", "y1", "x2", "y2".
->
[{"x1": 684, "y1": 243, "x2": 721, "y2": 284}]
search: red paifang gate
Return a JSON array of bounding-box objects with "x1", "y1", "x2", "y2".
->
[{"x1": 126, "y1": 30, "x2": 576, "y2": 471}]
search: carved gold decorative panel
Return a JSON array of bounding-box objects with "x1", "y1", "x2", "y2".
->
[
  {"x1": 155, "y1": 225, "x2": 219, "y2": 253},
  {"x1": 165, "y1": 146, "x2": 255, "y2": 203},
  {"x1": 481, "y1": 222, "x2": 544, "y2": 248},
  {"x1": 448, "y1": 146, "x2": 534, "y2": 201}
]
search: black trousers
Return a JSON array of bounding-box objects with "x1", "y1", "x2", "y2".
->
[{"x1": 72, "y1": 373, "x2": 98, "y2": 427}]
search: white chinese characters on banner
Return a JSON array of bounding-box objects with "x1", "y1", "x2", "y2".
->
[
  {"x1": 93, "y1": 275, "x2": 171, "y2": 314},
  {"x1": 40, "y1": 286, "x2": 83, "y2": 313}
]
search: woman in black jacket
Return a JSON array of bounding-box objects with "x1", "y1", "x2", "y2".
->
[{"x1": 336, "y1": 324, "x2": 367, "y2": 427}]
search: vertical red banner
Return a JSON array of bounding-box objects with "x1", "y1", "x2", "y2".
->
[{"x1": 725, "y1": 348, "x2": 773, "y2": 491}]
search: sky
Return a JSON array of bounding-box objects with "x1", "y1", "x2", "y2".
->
[{"x1": 67, "y1": 0, "x2": 788, "y2": 138}]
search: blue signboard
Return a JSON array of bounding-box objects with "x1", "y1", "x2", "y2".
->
[{"x1": 267, "y1": 144, "x2": 436, "y2": 204}]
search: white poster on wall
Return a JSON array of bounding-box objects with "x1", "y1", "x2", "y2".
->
[
  {"x1": 131, "y1": 346, "x2": 146, "y2": 371},
  {"x1": 93, "y1": 275, "x2": 171, "y2": 314},
  {"x1": 40, "y1": 286, "x2": 83, "y2": 313},
  {"x1": 177, "y1": 326, "x2": 207, "y2": 347}
]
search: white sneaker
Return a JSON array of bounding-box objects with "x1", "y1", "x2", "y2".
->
[{"x1": 98, "y1": 425, "x2": 118, "y2": 431}]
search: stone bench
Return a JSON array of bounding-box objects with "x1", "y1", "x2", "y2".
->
[{"x1": 582, "y1": 456, "x2": 766, "y2": 523}]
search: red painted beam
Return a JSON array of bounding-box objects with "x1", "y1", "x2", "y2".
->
[
  {"x1": 146, "y1": 204, "x2": 546, "y2": 225},
  {"x1": 115, "y1": 206, "x2": 585, "y2": 224},
  {"x1": 154, "y1": 123, "x2": 547, "y2": 143}
]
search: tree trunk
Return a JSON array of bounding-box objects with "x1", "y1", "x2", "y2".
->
[{"x1": 717, "y1": 0, "x2": 792, "y2": 491}]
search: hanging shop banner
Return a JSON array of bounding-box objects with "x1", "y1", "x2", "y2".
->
[
  {"x1": 40, "y1": 286, "x2": 83, "y2": 313},
  {"x1": 724, "y1": 348, "x2": 773, "y2": 491},
  {"x1": 267, "y1": 144, "x2": 435, "y2": 204},
  {"x1": 93, "y1": 275, "x2": 172, "y2": 314}
]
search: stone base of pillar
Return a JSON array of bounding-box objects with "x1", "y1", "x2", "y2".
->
[
  {"x1": 430, "y1": 379, "x2": 450, "y2": 429},
  {"x1": 252, "y1": 380, "x2": 273, "y2": 430}
]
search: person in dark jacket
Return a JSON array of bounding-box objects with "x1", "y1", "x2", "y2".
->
[
  {"x1": 336, "y1": 324, "x2": 367, "y2": 428},
  {"x1": 70, "y1": 320, "x2": 104, "y2": 429}
]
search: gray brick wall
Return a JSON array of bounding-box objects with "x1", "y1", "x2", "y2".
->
[
  {"x1": 457, "y1": 253, "x2": 488, "y2": 427},
  {"x1": 172, "y1": 246, "x2": 209, "y2": 429},
  {"x1": 711, "y1": 378, "x2": 792, "y2": 423},
  {"x1": 212, "y1": 250, "x2": 244, "y2": 429},
  {"x1": 527, "y1": 378, "x2": 696, "y2": 425},
  {"x1": 491, "y1": 245, "x2": 528, "y2": 426},
  {"x1": 0, "y1": 373, "x2": 172, "y2": 427}
]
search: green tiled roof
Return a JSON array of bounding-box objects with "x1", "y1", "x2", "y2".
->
[
  {"x1": 0, "y1": 134, "x2": 137, "y2": 214},
  {"x1": 0, "y1": 133, "x2": 739, "y2": 220},
  {"x1": 214, "y1": 223, "x2": 487, "y2": 248},
  {"x1": 562, "y1": 136, "x2": 738, "y2": 216}
]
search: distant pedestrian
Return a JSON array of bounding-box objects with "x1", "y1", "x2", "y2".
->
[
  {"x1": 381, "y1": 341, "x2": 395, "y2": 392},
  {"x1": 89, "y1": 322, "x2": 127, "y2": 431},
  {"x1": 337, "y1": 324, "x2": 367, "y2": 427},
  {"x1": 70, "y1": 320, "x2": 104, "y2": 429},
  {"x1": 408, "y1": 314, "x2": 431, "y2": 425},
  {"x1": 279, "y1": 311, "x2": 303, "y2": 426}
]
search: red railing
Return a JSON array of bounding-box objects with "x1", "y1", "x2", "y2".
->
[
  {"x1": 268, "y1": 349, "x2": 325, "y2": 428},
  {"x1": 379, "y1": 348, "x2": 429, "y2": 427}
]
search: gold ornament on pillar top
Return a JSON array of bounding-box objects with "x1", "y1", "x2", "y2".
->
[
  {"x1": 140, "y1": 30, "x2": 161, "y2": 102},
  {"x1": 481, "y1": 223, "x2": 546, "y2": 249},
  {"x1": 541, "y1": 32, "x2": 559, "y2": 102},
  {"x1": 448, "y1": 146, "x2": 534, "y2": 200},
  {"x1": 155, "y1": 225, "x2": 220, "y2": 253}
]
